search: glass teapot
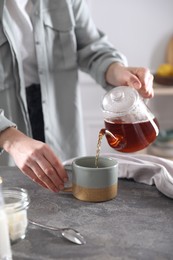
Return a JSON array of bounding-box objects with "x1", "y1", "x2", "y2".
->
[{"x1": 101, "y1": 86, "x2": 159, "y2": 153}]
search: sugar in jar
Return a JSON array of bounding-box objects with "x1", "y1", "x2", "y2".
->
[{"x1": 3, "y1": 187, "x2": 30, "y2": 244}]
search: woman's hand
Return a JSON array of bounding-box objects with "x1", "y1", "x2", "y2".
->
[
  {"x1": 0, "y1": 127, "x2": 68, "y2": 192},
  {"x1": 105, "y1": 62, "x2": 154, "y2": 98}
]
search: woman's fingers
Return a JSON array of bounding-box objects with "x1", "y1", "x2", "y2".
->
[
  {"x1": 21, "y1": 150, "x2": 67, "y2": 192},
  {"x1": 34, "y1": 155, "x2": 66, "y2": 192},
  {"x1": 21, "y1": 165, "x2": 50, "y2": 190},
  {"x1": 127, "y1": 67, "x2": 154, "y2": 98},
  {"x1": 105, "y1": 63, "x2": 154, "y2": 99},
  {"x1": 42, "y1": 146, "x2": 68, "y2": 183},
  {"x1": 22, "y1": 159, "x2": 65, "y2": 192}
]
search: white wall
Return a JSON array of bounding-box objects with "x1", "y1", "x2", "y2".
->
[
  {"x1": 80, "y1": 0, "x2": 173, "y2": 156},
  {"x1": 87, "y1": 0, "x2": 173, "y2": 71}
]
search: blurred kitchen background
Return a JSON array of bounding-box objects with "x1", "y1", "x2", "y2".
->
[{"x1": 80, "y1": 0, "x2": 173, "y2": 159}]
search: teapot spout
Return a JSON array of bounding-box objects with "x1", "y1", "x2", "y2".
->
[{"x1": 104, "y1": 129, "x2": 126, "y2": 150}]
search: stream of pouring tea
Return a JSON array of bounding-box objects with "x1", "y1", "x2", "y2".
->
[
  {"x1": 95, "y1": 129, "x2": 105, "y2": 168},
  {"x1": 95, "y1": 128, "x2": 122, "y2": 167}
]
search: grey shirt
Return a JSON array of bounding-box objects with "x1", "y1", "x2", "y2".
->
[{"x1": 0, "y1": 0, "x2": 127, "y2": 163}]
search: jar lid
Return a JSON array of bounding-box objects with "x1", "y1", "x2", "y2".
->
[
  {"x1": 102, "y1": 86, "x2": 139, "y2": 116},
  {"x1": 3, "y1": 187, "x2": 30, "y2": 212}
]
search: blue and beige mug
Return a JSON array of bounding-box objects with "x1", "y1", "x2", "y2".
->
[{"x1": 64, "y1": 156, "x2": 118, "y2": 202}]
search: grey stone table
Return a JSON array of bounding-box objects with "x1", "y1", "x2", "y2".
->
[{"x1": 0, "y1": 166, "x2": 173, "y2": 260}]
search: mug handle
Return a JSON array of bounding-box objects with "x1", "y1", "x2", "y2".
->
[{"x1": 63, "y1": 164, "x2": 73, "y2": 192}]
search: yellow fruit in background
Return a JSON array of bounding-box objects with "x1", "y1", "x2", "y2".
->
[{"x1": 156, "y1": 63, "x2": 173, "y2": 77}]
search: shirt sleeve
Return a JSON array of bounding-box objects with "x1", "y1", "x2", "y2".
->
[
  {"x1": 0, "y1": 109, "x2": 16, "y2": 133},
  {"x1": 73, "y1": 0, "x2": 128, "y2": 89},
  {"x1": 0, "y1": 109, "x2": 17, "y2": 154}
]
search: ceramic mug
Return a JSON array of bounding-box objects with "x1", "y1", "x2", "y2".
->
[{"x1": 63, "y1": 156, "x2": 118, "y2": 202}]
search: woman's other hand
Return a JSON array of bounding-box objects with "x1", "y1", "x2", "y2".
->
[{"x1": 0, "y1": 127, "x2": 68, "y2": 192}]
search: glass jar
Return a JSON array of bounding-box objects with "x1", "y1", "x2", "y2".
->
[
  {"x1": 2, "y1": 187, "x2": 30, "y2": 244},
  {"x1": 0, "y1": 177, "x2": 12, "y2": 260}
]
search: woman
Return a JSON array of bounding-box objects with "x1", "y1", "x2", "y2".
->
[{"x1": 0, "y1": 0, "x2": 153, "y2": 192}]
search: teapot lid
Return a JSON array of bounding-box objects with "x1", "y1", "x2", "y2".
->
[{"x1": 102, "y1": 86, "x2": 139, "y2": 115}]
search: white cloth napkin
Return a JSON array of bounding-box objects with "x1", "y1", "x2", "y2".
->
[{"x1": 63, "y1": 153, "x2": 173, "y2": 199}]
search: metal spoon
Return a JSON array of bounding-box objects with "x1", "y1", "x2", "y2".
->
[{"x1": 29, "y1": 220, "x2": 86, "y2": 245}]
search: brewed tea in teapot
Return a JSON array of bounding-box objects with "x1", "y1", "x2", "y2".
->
[{"x1": 100, "y1": 86, "x2": 159, "y2": 153}]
